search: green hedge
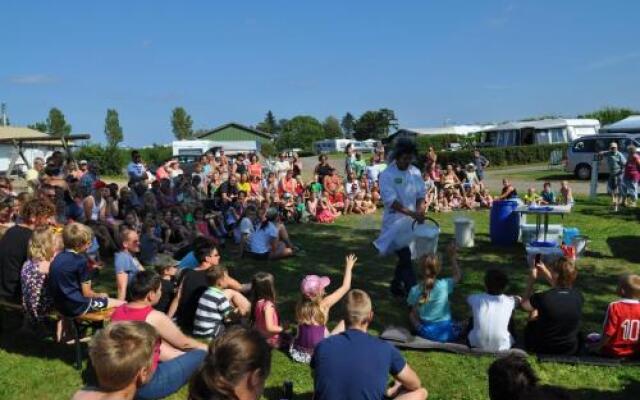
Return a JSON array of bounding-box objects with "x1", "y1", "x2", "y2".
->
[
  {"x1": 418, "y1": 143, "x2": 568, "y2": 168},
  {"x1": 415, "y1": 134, "x2": 472, "y2": 152},
  {"x1": 74, "y1": 144, "x2": 172, "y2": 176}
]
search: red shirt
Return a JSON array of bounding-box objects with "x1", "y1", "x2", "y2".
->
[
  {"x1": 602, "y1": 299, "x2": 640, "y2": 358},
  {"x1": 248, "y1": 163, "x2": 262, "y2": 178},
  {"x1": 111, "y1": 304, "x2": 162, "y2": 371}
]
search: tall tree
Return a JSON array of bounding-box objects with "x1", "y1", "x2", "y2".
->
[
  {"x1": 28, "y1": 121, "x2": 48, "y2": 132},
  {"x1": 276, "y1": 115, "x2": 324, "y2": 151},
  {"x1": 353, "y1": 108, "x2": 399, "y2": 140},
  {"x1": 47, "y1": 107, "x2": 71, "y2": 136},
  {"x1": 322, "y1": 116, "x2": 343, "y2": 138},
  {"x1": 104, "y1": 109, "x2": 124, "y2": 147},
  {"x1": 341, "y1": 112, "x2": 355, "y2": 138},
  {"x1": 256, "y1": 110, "x2": 278, "y2": 134},
  {"x1": 579, "y1": 107, "x2": 640, "y2": 126},
  {"x1": 171, "y1": 107, "x2": 194, "y2": 140}
]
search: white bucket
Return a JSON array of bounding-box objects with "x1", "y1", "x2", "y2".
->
[
  {"x1": 411, "y1": 218, "x2": 440, "y2": 260},
  {"x1": 454, "y1": 217, "x2": 475, "y2": 248}
]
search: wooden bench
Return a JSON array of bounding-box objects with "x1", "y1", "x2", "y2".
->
[{"x1": 0, "y1": 299, "x2": 114, "y2": 370}]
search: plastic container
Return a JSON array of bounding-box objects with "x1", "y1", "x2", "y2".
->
[
  {"x1": 520, "y1": 224, "x2": 563, "y2": 245},
  {"x1": 490, "y1": 200, "x2": 520, "y2": 246},
  {"x1": 563, "y1": 227, "x2": 580, "y2": 245},
  {"x1": 454, "y1": 217, "x2": 475, "y2": 248},
  {"x1": 410, "y1": 217, "x2": 440, "y2": 260},
  {"x1": 525, "y1": 245, "x2": 564, "y2": 267}
]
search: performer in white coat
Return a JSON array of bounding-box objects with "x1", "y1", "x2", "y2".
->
[{"x1": 377, "y1": 139, "x2": 426, "y2": 297}]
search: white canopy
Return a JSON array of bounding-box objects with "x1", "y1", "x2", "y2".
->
[{"x1": 600, "y1": 116, "x2": 640, "y2": 133}]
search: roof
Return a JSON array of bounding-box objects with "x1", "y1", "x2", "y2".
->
[
  {"x1": 485, "y1": 118, "x2": 600, "y2": 132},
  {"x1": 600, "y1": 116, "x2": 640, "y2": 133},
  {"x1": 401, "y1": 125, "x2": 490, "y2": 136},
  {"x1": 0, "y1": 126, "x2": 89, "y2": 146},
  {"x1": 196, "y1": 122, "x2": 273, "y2": 140}
]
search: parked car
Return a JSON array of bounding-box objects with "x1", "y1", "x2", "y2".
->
[{"x1": 566, "y1": 133, "x2": 640, "y2": 179}]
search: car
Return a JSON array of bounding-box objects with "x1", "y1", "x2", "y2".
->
[{"x1": 565, "y1": 133, "x2": 640, "y2": 180}]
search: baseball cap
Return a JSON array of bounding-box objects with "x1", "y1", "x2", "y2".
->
[
  {"x1": 93, "y1": 180, "x2": 107, "y2": 190},
  {"x1": 79, "y1": 160, "x2": 88, "y2": 165},
  {"x1": 300, "y1": 275, "x2": 331, "y2": 299},
  {"x1": 152, "y1": 254, "x2": 179, "y2": 269}
]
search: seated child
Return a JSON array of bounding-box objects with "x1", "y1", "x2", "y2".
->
[
  {"x1": 540, "y1": 182, "x2": 556, "y2": 205},
  {"x1": 306, "y1": 191, "x2": 319, "y2": 221},
  {"x1": 316, "y1": 197, "x2": 338, "y2": 224},
  {"x1": 251, "y1": 272, "x2": 288, "y2": 349},
  {"x1": 436, "y1": 190, "x2": 450, "y2": 212},
  {"x1": 523, "y1": 187, "x2": 541, "y2": 205},
  {"x1": 139, "y1": 217, "x2": 163, "y2": 266},
  {"x1": 478, "y1": 188, "x2": 493, "y2": 208},
  {"x1": 48, "y1": 223, "x2": 123, "y2": 318},
  {"x1": 72, "y1": 321, "x2": 158, "y2": 400},
  {"x1": 408, "y1": 243, "x2": 461, "y2": 342},
  {"x1": 193, "y1": 266, "x2": 247, "y2": 339},
  {"x1": 362, "y1": 193, "x2": 377, "y2": 214},
  {"x1": 466, "y1": 269, "x2": 520, "y2": 351},
  {"x1": 559, "y1": 180, "x2": 574, "y2": 206},
  {"x1": 290, "y1": 254, "x2": 358, "y2": 363},
  {"x1": 152, "y1": 254, "x2": 179, "y2": 314},
  {"x1": 589, "y1": 274, "x2": 640, "y2": 358},
  {"x1": 351, "y1": 191, "x2": 366, "y2": 214}
]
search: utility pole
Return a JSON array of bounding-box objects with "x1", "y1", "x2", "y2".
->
[{"x1": 1, "y1": 103, "x2": 6, "y2": 126}]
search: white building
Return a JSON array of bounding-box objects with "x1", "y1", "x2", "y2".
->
[{"x1": 0, "y1": 126, "x2": 68, "y2": 174}]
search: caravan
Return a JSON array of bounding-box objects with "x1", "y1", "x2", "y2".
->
[{"x1": 479, "y1": 119, "x2": 600, "y2": 147}]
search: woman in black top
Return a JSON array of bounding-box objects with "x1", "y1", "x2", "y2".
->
[
  {"x1": 521, "y1": 257, "x2": 583, "y2": 355},
  {"x1": 314, "y1": 154, "x2": 333, "y2": 186},
  {"x1": 0, "y1": 199, "x2": 55, "y2": 303}
]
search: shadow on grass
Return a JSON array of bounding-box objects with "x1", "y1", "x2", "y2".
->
[
  {"x1": 606, "y1": 236, "x2": 640, "y2": 264},
  {"x1": 562, "y1": 377, "x2": 640, "y2": 400},
  {"x1": 263, "y1": 386, "x2": 313, "y2": 400},
  {"x1": 577, "y1": 205, "x2": 640, "y2": 223}
]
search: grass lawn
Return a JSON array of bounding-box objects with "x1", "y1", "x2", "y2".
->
[{"x1": 2, "y1": 195, "x2": 640, "y2": 399}]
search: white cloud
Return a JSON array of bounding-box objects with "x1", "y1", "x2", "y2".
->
[
  {"x1": 8, "y1": 74, "x2": 57, "y2": 85},
  {"x1": 585, "y1": 52, "x2": 640, "y2": 71}
]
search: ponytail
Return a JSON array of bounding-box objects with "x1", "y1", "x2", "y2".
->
[{"x1": 418, "y1": 254, "x2": 441, "y2": 304}]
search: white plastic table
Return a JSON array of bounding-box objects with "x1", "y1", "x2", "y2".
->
[{"x1": 515, "y1": 205, "x2": 572, "y2": 243}]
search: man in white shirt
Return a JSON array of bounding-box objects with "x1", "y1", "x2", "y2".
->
[
  {"x1": 126, "y1": 151, "x2": 147, "y2": 184},
  {"x1": 466, "y1": 269, "x2": 519, "y2": 351},
  {"x1": 378, "y1": 139, "x2": 426, "y2": 297}
]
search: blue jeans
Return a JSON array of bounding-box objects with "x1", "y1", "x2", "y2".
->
[
  {"x1": 391, "y1": 247, "x2": 417, "y2": 296},
  {"x1": 136, "y1": 350, "x2": 207, "y2": 400},
  {"x1": 624, "y1": 177, "x2": 638, "y2": 201}
]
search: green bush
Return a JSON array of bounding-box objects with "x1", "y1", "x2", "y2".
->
[
  {"x1": 415, "y1": 134, "x2": 470, "y2": 152},
  {"x1": 417, "y1": 143, "x2": 568, "y2": 169},
  {"x1": 74, "y1": 144, "x2": 127, "y2": 175},
  {"x1": 138, "y1": 145, "x2": 172, "y2": 169}
]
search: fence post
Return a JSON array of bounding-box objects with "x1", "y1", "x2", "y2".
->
[{"x1": 590, "y1": 155, "x2": 600, "y2": 200}]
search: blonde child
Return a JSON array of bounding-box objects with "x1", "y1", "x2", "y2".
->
[
  {"x1": 408, "y1": 243, "x2": 461, "y2": 342},
  {"x1": 523, "y1": 187, "x2": 541, "y2": 205},
  {"x1": 436, "y1": 190, "x2": 450, "y2": 212},
  {"x1": 290, "y1": 254, "x2": 358, "y2": 363},
  {"x1": 316, "y1": 196, "x2": 339, "y2": 224},
  {"x1": 559, "y1": 180, "x2": 575, "y2": 206},
  {"x1": 478, "y1": 187, "x2": 493, "y2": 208},
  {"x1": 20, "y1": 226, "x2": 63, "y2": 324},
  {"x1": 362, "y1": 193, "x2": 377, "y2": 214},
  {"x1": 351, "y1": 191, "x2": 366, "y2": 214},
  {"x1": 251, "y1": 272, "x2": 288, "y2": 348},
  {"x1": 589, "y1": 274, "x2": 640, "y2": 358}
]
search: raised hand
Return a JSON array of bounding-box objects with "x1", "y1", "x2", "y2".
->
[{"x1": 345, "y1": 254, "x2": 358, "y2": 270}]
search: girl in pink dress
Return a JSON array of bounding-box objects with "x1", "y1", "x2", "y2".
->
[
  {"x1": 250, "y1": 272, "x2": 288, "y2": 348},
  {"x1": 316, "y1": 196, "x2": 338, "y2": 224}
]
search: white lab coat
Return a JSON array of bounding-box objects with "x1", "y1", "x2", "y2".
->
[{"x1": 374, "y1": 161, "x2": 426, "y2": 255}]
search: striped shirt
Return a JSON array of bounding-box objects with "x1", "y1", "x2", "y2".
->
[{"x1": 193, "y1": 287, "x2": 232, "y2": 338}]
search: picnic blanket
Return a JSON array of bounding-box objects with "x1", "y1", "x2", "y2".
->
[{"x1": 380, "y1": 326, "x2": 528, "y2": 357}]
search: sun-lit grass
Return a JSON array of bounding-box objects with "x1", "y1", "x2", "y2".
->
[{"x1": 1, "y1": 195, "x2": 640, "y2": 399}]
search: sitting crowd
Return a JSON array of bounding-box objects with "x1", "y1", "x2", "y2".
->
[{"x1": 0, "y1": 145, "x2": 638, "y2": 400}]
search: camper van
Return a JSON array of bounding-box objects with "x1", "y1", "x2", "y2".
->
[
  {"x1": 313, "y1": 139, "x2": 380, "y2": 154},
  {"x1": 479, "y1": 119, "x2": 600, "y2": 147},
  {"x1": 172, "y1": 140, "x2": 260, "y2": 161}
]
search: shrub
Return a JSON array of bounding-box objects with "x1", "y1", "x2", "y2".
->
[
  {"x1": 74, "y1": 144, "x2": 127, "y2": 176},
  {"x1": 417, "y1": 143, "x2": 569, "y2": 169},
  {"x1": 138, "y1": 145, "x2": 172, "y2": 169}
]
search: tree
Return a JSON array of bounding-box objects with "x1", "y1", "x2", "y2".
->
[
  {"x1": 171, "y1": 107, "x2": 194, "y2": 140},
  {"x1": 341, "y1": 112, "x2": 355, "y2": 138},
  {"x1": 104, "y1": 109, "x2": 124, "y2": 147},
  {"x1": 28, "y1": 121, "x2": 48, "y2": 132},
  {"x1": 579, "y1": 107, "x2": 640, "y2": 126},
  {"x1": 276, "y1": 115, "x2": 324, "y2": 151},
  {"x1": 256, "y1": 110, "x2": 278, "y2": 134},
  {"x1": 47, "y1": 108, "x2": 71, "y2": 137},
  {"x1": 353, "y1": 108, "x2": 399, "y2": 140},
  {"x1": 323, "y1": 116, "x2": 343, "y2": 139}
]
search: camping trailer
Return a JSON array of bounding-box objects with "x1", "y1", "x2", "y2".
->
[
  {"x1": 172, "y1": 140, "x2": 260, "y2": 159},
  {"x1": 479, "y1": 119, "x2": 600, "y2": 147}
]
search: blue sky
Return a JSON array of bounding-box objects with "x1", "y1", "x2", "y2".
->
[{"x1": 2, "y1": 0, "x2": 639, "y2": 146}]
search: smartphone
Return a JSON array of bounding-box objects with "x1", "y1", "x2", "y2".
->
[{"x1": 534, "y1": 253, "x2": 541, "y2": 265}]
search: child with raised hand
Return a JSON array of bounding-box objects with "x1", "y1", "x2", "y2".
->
[
  {"x1": 251, "y1": 272, "x2": 288, "y2": 349},
  {"x1": 589, "y1": 274, "x2": 640, "y2": 358},
  {"x1": 290, "y1": 254, "x2": 358, "y2": 363},
  {"x1": 408, "y1": 242, "x2": 462, "y2": 342}
]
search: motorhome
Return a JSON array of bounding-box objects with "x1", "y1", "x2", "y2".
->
[
  {"x1": 313, "y1": 139, "x2": 380, "y2": 154},
  {"x1": 479, "y1": 119, "x2": 600, "y2": 147},
  {"x1": 172, "y1": 140, "x2": 260, "y2": 163}
]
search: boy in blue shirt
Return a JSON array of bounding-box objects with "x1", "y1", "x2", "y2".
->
[{"x1": 49, "y1": 223, "x2": 123, "y2": 317}]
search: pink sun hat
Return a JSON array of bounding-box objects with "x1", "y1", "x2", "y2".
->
[{"x1": 300, "y1": 275, "x2": 331, "y2": 298}]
